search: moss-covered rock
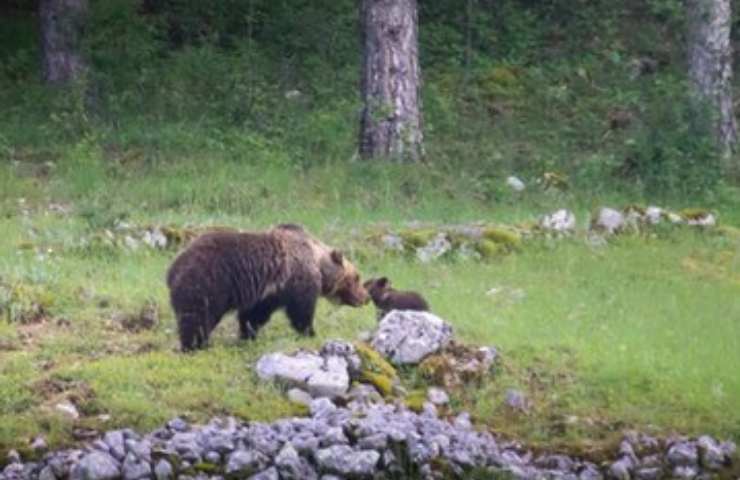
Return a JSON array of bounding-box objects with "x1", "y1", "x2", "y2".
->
[
  {"x1": 399, "y1": 228, "x2": 439, "y2": 249},
  {"x1": 404, "y1": 389, "x2": 428, "y2": 412},
  {"x1": 481, "y1": 227, "x2": 522, "y2": 251},
  {"x1": 474, "y1": 239, "x2": 503, "y2": 259}
]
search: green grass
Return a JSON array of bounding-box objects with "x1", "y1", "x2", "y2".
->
[{"x1": 0, "y1": 156, "x2": 739, "y2": 461}]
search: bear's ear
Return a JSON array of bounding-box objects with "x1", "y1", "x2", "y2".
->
[
  {"x1": 330, "y1": 250, "x2": 344, "y2": 265},
  {"x1": 377, "y1": 277, "x2": 390, "y2": 288}
]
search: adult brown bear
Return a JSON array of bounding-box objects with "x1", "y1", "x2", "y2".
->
[{"x1": 166, "y1": 224, "x2": 369, "y2": 351}]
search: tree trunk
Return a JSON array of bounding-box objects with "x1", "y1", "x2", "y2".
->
[
  {"x1": 686, "y1": 0, "x2": 737, "y2": 157},
  {"x1": 359, "y1": 0, "x2": 423, "y2": 161},
  {"x1": 39, "y1": 0, "x2": 88, "y2": 85}
]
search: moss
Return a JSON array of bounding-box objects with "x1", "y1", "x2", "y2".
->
[
  {"x1": 193, "y1": 462, "x2": 223, "y2": 474},
  {"x1": 354, "y1": 342, "x2": 398, "y2": 379},
  {"x1": 288, "y1": 402, "x2": 310, "y2": 417},
  {"x1": 359, "y1": 370, "x2": 395, "y2": 397},
  {"x1": 481, "y1": 227, "x2": 522, "y2": 250},
  {"x1": 542, "y1": 171, "x2": 569, "y2": 191},
  {"x1": 474, "y1": 239, "x2": 503, "y2": 259},
  {"x1": 398, "y1": 228, "x2": 438, "y2": 249},
  {"x1": 680, "y1": 208, "x2": 712, "y2": 220},
  {"x1": 404, "y1": 389, "x2": 427, "y2": 412}
]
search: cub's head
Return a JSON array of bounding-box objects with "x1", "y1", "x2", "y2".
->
[
  {"x1": 321, "y1": 250, "x2": 369, "y2": 307},
  {"x1": 363, "y1": 277, "x2": 391, "y2": 304}
]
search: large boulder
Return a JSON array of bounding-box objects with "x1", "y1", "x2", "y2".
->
[
  {"x1": 256, "y1": 351, "x2": 350, "y2": 398},
  {"x1": 371, "y1": 311, "x2": 454, "y2": 365}
]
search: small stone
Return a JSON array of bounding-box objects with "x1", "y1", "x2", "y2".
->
[
  {"x1": 249, "y1": 466, "x2": 280, "y2": 480},
  {"x1": 381, "y1": 234, "x2": 405, "y2": 252},
  {"x1": 608, "y1": 456, "x2": 634, "y2": 480},
  {"x1": 71, "y1": 451, "x2": 121, "y2": 480},
  {"x1": 103, "y1": 431, "x2": 126, "y2": 461},
  {"x1": 55, "y1": 401, "x2": 80, "y2": 420},
  {"x1": 275, "y1": 443, "x2": 317, "y2": 480},
  {"x1": 426, "y1": 387, "x2": 449, "y2": 406},
  {"x1": 697, "y1": 436, "x2": 726, "y2": 470},
  {"x1": 121, "y1": 453, "x2": 151, "y2": 480},
  {"x1": 506, "y1": 176, "x2": 526, "y2": 192},
  {"x1": 7, "y1": 450, "x2": 20, "y2": 464},
  {"x1": 287, "y1": 388, "x2": 313, "y2": 407},
  {"x1": 591, "y1": 207, "x2": 625, "y2": 235},
  {"x1": 720, "y1": 440, "x2": 736, "y2": 458},
  {"x1": 505, "y1": 389, "x2": 530, "y2": 412},
  {"x1": 31, "y1": 435, "x2": 48, "y2": 452},
  {"x1": 634, "y1": 467, "x2": 662, "y2": 480},
  {"x1": 357, "y1": 433, "x2": 388, "y2": 451},
  {"x1": 167, "y1": 417, "x2": 189, "y2": 432},
  {"x1": 315, "y1": 445, "x2": 380, "y2": 477},
  {"x1": 38, "y1": 466, "x2": 57, "y2": 480},
  {"x1": 578, "y1": 463, "x2": 603, "y2": 480},
  {"x1": 205, "y1": 451, "x2": 221, "y2": 464},
  {"x1": 540, "y1": 209, "x2": 577, "y2": 233},
  {"x1": 416, "y1": 233, "x2": 452, "y2": 263},
  {"x1": 154, "y1": 460, "x2": 173, "y2": 480},
  {"x1": 320, "y1": 427, "x2": 348, "y2": 447},
  {"x1": 672, "y1": 465, "x2": 698, "y2": 479},
  {"x1": 667, "y1": 442, "x2": 698, "y2": 467},
  {"x1": 226, "y1": 449, "x2": 269, "y2": 476},
  {"x1": 644, "y1": 206, "x2": 663, "y2": 225}
]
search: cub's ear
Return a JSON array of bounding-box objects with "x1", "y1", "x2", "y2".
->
[
  {"x1": 377, "y1": 277, "x2": 390, "y2": 288},
  {"x1": 330, "y1": 250, "x2": 344, "y2": 265}
]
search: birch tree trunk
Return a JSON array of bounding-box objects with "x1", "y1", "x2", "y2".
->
[
  {"x1": 39, "y1": 0, "x2": 88, "y2": 85},
  {"x1": 686, "y1": 0, "x2": 737, "y2": 157},
  {"x1": 359, "y1": 0, "x2": 423, "y2": 161}
]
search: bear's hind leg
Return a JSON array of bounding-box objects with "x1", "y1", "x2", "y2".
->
[
  {"x1": 238, "y1": 299, "x2": 281, "y2": 340},
  {"x1": 286, "y1": 295, "x2": 317, "y2": 337}
]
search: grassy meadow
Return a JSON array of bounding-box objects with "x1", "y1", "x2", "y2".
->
[{"x1": 0, "y1": 155, "x2": 739, "y2": 461}]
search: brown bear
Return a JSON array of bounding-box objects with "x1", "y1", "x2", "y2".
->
[
  {"x1": 363, "y1": 277, "x2": 429, "y2": 321},
  {"x1": 166, "y1": 224, "x2": 369, "y2": 351}
]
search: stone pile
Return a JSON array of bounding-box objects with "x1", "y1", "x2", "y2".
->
[{"x1": 2, "y1": 399, "x2": 736, "y2": 480}]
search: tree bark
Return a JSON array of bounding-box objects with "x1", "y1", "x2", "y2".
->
[
  {"x1": 686, "y1": 0, "x2": 737, "y2": 157},
  {"x1": 359, "y1": 0, "x2": 423, "y2": 161},
  {"x1": 39, "y1": 0, "x2": 88, "y2": 85}
]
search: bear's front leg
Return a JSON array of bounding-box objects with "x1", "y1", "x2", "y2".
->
[
  {"x1": 238, "y1": 300, "x2": 280, "y2": 340},
  {"x1": 286, "y1": 294, "x2": 317, "y2": 337}
]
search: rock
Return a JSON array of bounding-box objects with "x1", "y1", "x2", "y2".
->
[
  {"x1": 142, "y1": 228, "x2": 168, "y2": 249},
  {"x1": 416, "y1": 233, "x2": 452, "y2": 263},
  {"x1": 153, "y1": 460, "x2": 173, "y2": 480},
  {"x1": 644, "y1": 206, "x2": 663, "y2": 225},
  {"x1": 697, "y1": 436, "x2": 726, "y2": 470},
  {"x1": 31, "y1": 435, "x2": 48, "y2": 452},
  {"x1": 685, "y1": 213, "x2": 717, "y2": 227},
  {"x1": 371, "y1": 310, "x2": 453, "y2": 365},
  {"x1": 672, "y1": 465, "x2": 699, "y2": 479},
  {"x1": 104, "y1": 431, "x2": 126, "y2": 461},
  {"x1": 55, "y1": 401, "x2": 80, "y2": 420},
  {"x1": 121, "y1": 453, "x2": 150, "y2": 480},
  {"x1": 249, "y1": 466, "x2": 280, "y2": 480},
  {"x1": 719, "y1": 440, "x2": 736, "y2": 458},
  {"x1": 320, "y1": 340, "x2": 361, "y2": 376},
  {"x1": 256, "y1": 351, "x2": 350, "y2": 398},
  {"x1": 70, "y1": 451, "x2": 121, "y2": 480},
  {"x1": 275, "y1": 443, "x2": 317, "y2": 480},
  {"x1": 226, "y1": 449, "x2": 270, "y2": 476},
  {"x1": 607, "y1": 456, "x2": 633, "y2": 480},
  {"x1": 634, "y1": 467, "x2": 662, "y2": 480},
  {"x1": 320, "y1": 427, "x2": 349, "y2": 447},
  {"x1": 426, "y1": 387, "x2": 449, "y2": 405},
  {"x1": 204, "y1": 451, "x2": 221, "y2": 464},
  {"x1": 540, "y1": 209, "x2": 577, "y2": 233},
  {"x1": 506, "y1": 176, "x2": 526, "y2": 192},
  {"x1": 381, "y1": 234, "x2": 405, "y2": 252},
  {"x1": 6, "y1": 450, "x2": 20, "y2": 464},
  {"x1": 167, "y1": 417, "x2": 189, "y2": 432},
  {"x1": 505, "y1": 389, "x2": 530, "y2": 412},
  {"x1": 287, "y1": 388, "x2": 313, "y2": 407},
  {"x1": 667, "y1": 442, "x2": 698, "y2": 467},
  {"x1": 38, "y1": 466, "x2": 57, "y2": 480},
  {"x1": 315, "y1": 445, "x2": 380, "y2": 478},
  {"x1": 591, "y1": 207, "x2": 625, "y2": 235}
]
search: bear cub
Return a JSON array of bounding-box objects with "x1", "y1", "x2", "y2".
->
[
  {"x1": 167, "y1": 224, "x2": 369, "y2": 351},
  {"x1": 363, "y1": 277, "x2": 429, "y2": 321}
]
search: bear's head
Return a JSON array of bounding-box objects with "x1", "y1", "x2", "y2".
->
[
  {"x1": 363, "y1": 277, "x2": 391, "y2": 304},
  {"x1": 321, "y1": 250, "x2": 369, "y2": 307}
]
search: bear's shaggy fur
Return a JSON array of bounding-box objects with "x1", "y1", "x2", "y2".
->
[
  {"x1": 166, "y1": 224, "x2": 369, "y2": 351},
  {"x1": 363, "y1": 277, "x2": 429, "y2": 320}
]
